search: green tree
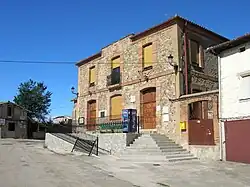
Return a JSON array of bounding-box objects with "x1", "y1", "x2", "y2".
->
[{"x1": 14, "y1": 79, "x2": 52, "y2": 122}]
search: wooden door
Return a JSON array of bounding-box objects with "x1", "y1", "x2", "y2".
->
[
  {"x1": 141, "y1": 88, "x2": 156, "y2": 129},
  {"x1": 87, "y1": 100, "x2": 96, "y2": 131}
]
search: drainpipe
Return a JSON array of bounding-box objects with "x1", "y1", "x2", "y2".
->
[
  {"x1": 183, "y1": 21, "x2": 189, "y2": 94},
  {"x1": 218, "y1": 55, "x2": 223, "y2": 161}
]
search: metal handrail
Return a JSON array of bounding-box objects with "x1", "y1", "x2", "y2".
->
[{"x1": 88, "y1": 137, "x2": 98, "y2": 156}]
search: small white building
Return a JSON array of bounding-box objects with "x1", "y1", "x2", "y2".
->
[
  {"x1": 53, "y1": 115, "x2": 72, "y2": 124},
  {"x1": 207, "y1": 33, "x2": 250, "y2": 164}
]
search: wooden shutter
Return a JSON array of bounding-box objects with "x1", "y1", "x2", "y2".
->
[
  {"x1": 89, "y1": 66, "x2": 96, "y2": 83},
  {"x1": 200, "y1": 45, "x2": 204, "y2": 68},
  {"x1": 110, "y1": 95, "x2": 122, "y2": 119},
  {"x1": 190, "y1": 40, "x2": 199, "y2": 65},
  {"x1": 143, "y1": 44, "x2": 153, "y2": 68},
  {"x1": 112, "y1": 57, "x2": 120, "y2": 69}
]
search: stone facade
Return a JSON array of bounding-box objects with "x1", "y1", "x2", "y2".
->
[
  {"x1": 74, "y1": 16, "x2": 227, "y2": 146},
  {"x1": 0, "y1": 102, "x2": 28, "y2": 139},
  {"x1": 174, "y1": 90, "x2": 220, "y2": 160}
]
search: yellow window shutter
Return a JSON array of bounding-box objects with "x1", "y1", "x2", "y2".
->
[
  {"x1": 89, "y1": 67, "x2": 96, "y2": 83},
  {"x1": 111, "y1": 95, "x2": 122, "y2": 119},
  {"x1": 112, "y1": 57, "x2": 120, "y2": 69},
  {"x1": 143, "y1": 44, "x2": 153, "y2": 68}
]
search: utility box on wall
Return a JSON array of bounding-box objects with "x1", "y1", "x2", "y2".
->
[
  {"x1": 122, "y1": 109, "x2": 137, "y2": 133},
  {"x1": 180, "y1": 121, "x2": 187, "y2": 132}
]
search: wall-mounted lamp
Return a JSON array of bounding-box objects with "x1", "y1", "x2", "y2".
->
[
  {"x1": 71, "y1": 86, "x2": 79, "y2": 97},
  {"x1": 168, "y1": 54, "x2": 179, "y2": 74}
]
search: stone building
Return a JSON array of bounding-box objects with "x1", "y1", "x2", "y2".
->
[
  {"x1": 73, "y1": 15, "x2": 228, "y2": 146},
  {"x1": 0, "y1": 101, "x2": 28, "y2": 139}
]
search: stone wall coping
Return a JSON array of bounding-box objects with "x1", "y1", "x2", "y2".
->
[{"x1": 170, "y1": 89, "x2": 219, "y2": 102}]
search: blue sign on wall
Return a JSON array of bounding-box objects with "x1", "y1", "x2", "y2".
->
[
  {"x1": 122, "y1": 109, "x2": 129, "y2": 133},
  {"x1": 122, "y1": 109, "x2": 137, "y2": 133}
]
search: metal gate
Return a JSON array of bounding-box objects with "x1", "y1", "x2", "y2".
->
[
  {"x1": 188, "y1": 119, "x2": 214, "y2": 145},
  {"x1": 188, "y1": 100, "x2": 215, "y2": 145},
  {"x1": 225, "y1": 119, "x2": 250, "y2": 164}
]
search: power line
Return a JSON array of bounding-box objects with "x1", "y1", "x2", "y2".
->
[
  {"x1": 0, "y1": 60, "x2": 166, "y2": 65},
  {"x1": 0, "y1": 60, "x2": 75, "y2": 65}
]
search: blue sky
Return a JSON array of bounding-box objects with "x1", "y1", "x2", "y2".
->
[{"x1": 0, "y1": 0, "x2": 249, "y2": 117}]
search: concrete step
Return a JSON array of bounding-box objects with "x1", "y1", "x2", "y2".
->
[
  {"x1": 167, "y1": 156, "x2": 197, "y2": 162},
  {"x1": 152, "y1": 139, "x2": 175, "y2": 144},
  {"x1": 122, "y1": 151, "x2": 163, "y2": 155},
  {"x1": 131, "y1": 142, "x2": 157, "y2": 146},
  {"x1": 128, "y1": 145, "x2": 159, "y2": 149},
  {"x1": 152, "y1": 138, "x2": 173, "y2": 142},
  {"x1": 120, "y1": 155, "x2": 166, "y2": 159},
  {"x1": 150, "y1": 134, "x2": 170, "y2": 138},
  {"x1": 160, "y1": 148, "x2": 187, "y2": 152},
  {"x1": 162, "y1": 150, "x2": 190, "y2": 155},
  {"x1": 156, "y1": 145, "x2": 182, "y2": 149},
  {"x1": 125, "y1": 150, "x2": 162, "y2": 154},
  {"x1": 165, "y1": 153, "x2": 194, "y2": 159},
  {"x1": 118, "y1": 157, "x2": 166, "y2": 162},
  {"x1": 126, "y1": 146, "x2": 160, "y2": 150},
  {"x1": 117, "y1": 159, "x2": 166, "y2": 164},
  {"x1": 155, "y1": 143, "x2": 178, "y2": 147}
]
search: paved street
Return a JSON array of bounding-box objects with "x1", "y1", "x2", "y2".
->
[
  {"x1": 0, "y1": 139, "x2": 134, "y2": 187},
  {"x1": 1, "y1": 139, "x2": 250, "y2": 187}
]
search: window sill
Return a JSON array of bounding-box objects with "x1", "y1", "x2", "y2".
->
[
  {"x1": 143, "y1": 66, "x2": 153, "y2": 71},
  {"x1": 191, "y1": 63, "x2": 204, "y2": 73},
  {"x1": 239, "y1": 98, "x2": 250, "y2": 102},
  {"x1": 107, "y1": 83, "x2": 122, "y2": 91}
]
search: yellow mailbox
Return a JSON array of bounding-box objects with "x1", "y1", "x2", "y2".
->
[{"x1": 180, "y1": 121, "x2": 187, "y2": 132}]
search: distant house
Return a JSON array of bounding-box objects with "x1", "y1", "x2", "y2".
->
[
  {"x1": 0, "y1": 101, "x2": 29, "y2": 138},
  {"x1": 52, "y1": 115, "x2": 72, "y2": 125},
  {"x1": 207, "y1": 33, "x2": 250, "y2": 164}
]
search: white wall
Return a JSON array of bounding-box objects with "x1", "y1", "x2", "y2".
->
[
  {"x1": 220, "y1": 42, "x2": 250, "y2": 118},
  {"x1": 45, "y1": 133, "x2": 74, "y2": 154}
]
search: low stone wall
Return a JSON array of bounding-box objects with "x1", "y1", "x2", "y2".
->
[
  {"x1": 33, "y1": 132, "x2": 45, "y2": 139},
  {"x1": 44, "y1": 133, "x2": 74, "y2": 154},
  {"x1": 189, "y1": 145, "x2": 220, "y2": 161},
  {"x1": 126, "y1": 133, "x2": 140, "y2": 146},
  {"x1": 72, "y1": 132, "x2": 140, "y2": 155},
  {"x1": 71, "y1": 132, "x2": 96, "y2": 141}
]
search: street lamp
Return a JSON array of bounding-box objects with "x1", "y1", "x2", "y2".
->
[
  {"x1": 168, "y1": 54, "x2": 178, "y2": 74},
  {"x1": 71, "y1": 86, "x2": 79, "y2": 97}
]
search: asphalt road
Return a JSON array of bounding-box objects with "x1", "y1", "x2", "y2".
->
[{"x1": 0, "y1": 139, "x2": 134, "y2": 187}]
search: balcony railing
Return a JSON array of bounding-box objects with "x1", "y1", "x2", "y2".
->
[{"x1": 107, "y1": 69, "x2": 121, "y2": 86}]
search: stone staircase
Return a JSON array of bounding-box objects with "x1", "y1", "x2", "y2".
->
[{"x1": 118, "y1": 133, "x2": 197, "y2": 163}]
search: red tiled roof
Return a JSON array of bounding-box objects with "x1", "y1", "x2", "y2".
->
[
  {"x1": 131, "y1": 15, "x2": 228, "y2": 41},
  {"x1": 207, "y1": 33, "x2": 250, "y2": 54}
]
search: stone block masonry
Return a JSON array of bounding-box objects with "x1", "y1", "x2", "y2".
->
[
  {"x1": 74, "y1": 16, "x2": 227, "y2": 160},
  {"x1": 73, "y1": 132, "x2": 138, "y2": 156}
]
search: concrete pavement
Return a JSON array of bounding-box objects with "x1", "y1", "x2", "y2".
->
[
  {"x1": 1, "y1": 139, "x2": 250, "y2": 187},
  {"x1": 0, "y1": 139, "x2": 134, "y2": 187}
]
